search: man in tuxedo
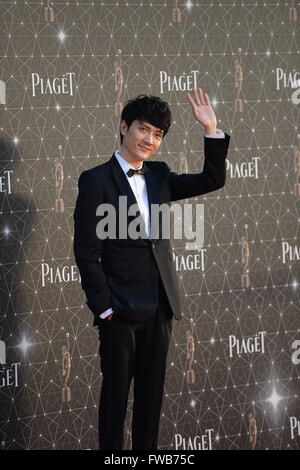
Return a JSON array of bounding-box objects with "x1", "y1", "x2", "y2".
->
[{"x1": 73, "y1": 88, "x2": 230, "y2": 450}]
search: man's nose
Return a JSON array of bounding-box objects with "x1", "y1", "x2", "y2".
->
[{"x1": 144, "y1": 132, "x2": 153, "y2": 144}]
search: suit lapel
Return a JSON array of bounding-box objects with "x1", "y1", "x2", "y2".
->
[
  {"x1": 110, "y1": 154, "x2": 138, "y2": 210},
  {"x1": 143, "y1": 161, "x2": 161, "y2": 226}
]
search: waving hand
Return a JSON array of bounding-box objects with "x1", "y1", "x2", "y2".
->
[{"x1": 187, "y1": 88, "x2": 217, "y2": 135}]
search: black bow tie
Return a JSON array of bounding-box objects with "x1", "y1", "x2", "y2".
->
[{"x1": 127, "y1": 166, "x2": 147, "y2": 177}]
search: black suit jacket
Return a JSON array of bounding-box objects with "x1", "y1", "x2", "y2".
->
[{"x1": 73, "y1": 134, "x2": 230, "y2": 325}]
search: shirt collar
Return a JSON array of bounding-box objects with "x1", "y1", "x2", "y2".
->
[{"x1": 114, "y1": 151, "x2": 143, "y2": 175}]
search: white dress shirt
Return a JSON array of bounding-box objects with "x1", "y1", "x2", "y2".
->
[{"x1": 114, "y1": 151, "x2": 151, "y2": 239}]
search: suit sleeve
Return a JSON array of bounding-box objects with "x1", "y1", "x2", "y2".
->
[
  {"x1": 168, "y1": 133, "x2": 230, "y2": 201},
  {"x1": 73, "y1": 171, "x2": 111, "y2": 318}
]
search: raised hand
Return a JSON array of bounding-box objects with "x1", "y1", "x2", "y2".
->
[{"x1": 187, "y1": 88, "x2": 217, "y2": 135}]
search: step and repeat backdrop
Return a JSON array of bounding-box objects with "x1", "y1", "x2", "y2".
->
[{"x1": 0, "y1": 0, "x2": 299, "y2": 450}]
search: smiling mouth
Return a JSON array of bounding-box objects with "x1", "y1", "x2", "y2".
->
[{"x1": 139, "y1": 145, "x2": 152, "y2": 151}]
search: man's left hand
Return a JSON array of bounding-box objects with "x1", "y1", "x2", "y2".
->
[{"x1": 187, "y1": 88, "x2": 217, "y2": 135}]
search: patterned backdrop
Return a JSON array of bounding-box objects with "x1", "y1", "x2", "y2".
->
[{"x1": 0, "y1": 0, "x2": 299, "y2": 450}]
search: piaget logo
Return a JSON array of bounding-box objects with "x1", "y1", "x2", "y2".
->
[
  {"x1": 0, "y1": 363, "x2": 21, "y2": 388},
  {"x1": 281, "y1": 241, "x2": 300, "y2": 264},
  {"x1": 41, "y1": 263, "x2": 81, "y2": 287},
  {"x1": 174, "y1": 429, "x2": 214, "y2": 450},
  {"x1": 0, "y1": 170, "x2": 13, "y2": 194},
  {"x1": 226, "y1": 157, "x2": 260, "y2": 179},
  {"x1": 228, "y1": 331, "x2": 266, "y2": 358},
  {"x1": 173, "y1": 250, "x2": 206, "y2": 272},
  {"x1": 159, "y1": 70, "x2": 199, "y2": 94},
  {"x1": 290, "y1": 416, "x2": 300, "y2": 439},
  {"x1": 31, "y1": 72, "x2": 75, "y2": 97},
  {"x1": 0, "y1": 341, "x2": 21, "y2": 388},
  {"x1": 275, "y1": 68, "x2": 300, "y2": 104}
]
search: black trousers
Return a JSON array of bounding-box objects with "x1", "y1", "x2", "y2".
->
[{"x1": 97, "y1": 281, "x2": 173, "y2": 450}]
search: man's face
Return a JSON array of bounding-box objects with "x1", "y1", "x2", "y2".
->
[{"x1": 120, "y1": 119, "x2": 164, "y2": 165}]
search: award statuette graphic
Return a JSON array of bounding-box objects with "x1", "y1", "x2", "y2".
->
[
  {"x1": 0, "y1": 338, "x2": 6, "y2": 365},
  {"x1": 186, "y1": 330, "x2": 195, "y2": 385},
  {"x1": 0, "y1": 426, "x2": 6, "y2": 451},
  {"x1": 234, "y1": 49, "x2": 244, "y2": 113},
  {"x1": 0, "y1": 432, "x2": 5, "y2": 451},
  {"x1": 172, "y1": 0, "x2": 182, "y2": 23},
  {"x1": 44, "y1": 0, "x2": 55, "y2": 22},
  {"x1": 0, "y1": 80, "x2": 6, "y2": 105},
  {"x1": 114, "y1": 50, "x2": 123, "y2": 117},
  {"x1": 248, "y1": 406, "x2": 257, "y2": 450},
  {"x1": 294, "y1": 137, "x2": 300, "y2": 196},
  {"x1": 241, "y1": 225, "x2": 250, "y2": 288},
  {"x1": 61, "y1": 333, "x2": 71, "y2": 403},
  {"x1": 179, "y1": 140, "x2": 189, "y2": 205},
  {"x1": 55, "y1": 145, "x2": 64, "y2": 213},
  {"x1": 289, "y1": 0, "x2": 297, "y2": 22}
]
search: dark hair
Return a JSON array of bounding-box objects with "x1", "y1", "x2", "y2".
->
[{"x1": 120, "y1": 95, "x2": 172, "y2": 144}]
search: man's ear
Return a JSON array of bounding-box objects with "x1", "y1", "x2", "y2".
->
[{"x1": 120, "y1": 120, "x2": 128, "y2": 137}]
